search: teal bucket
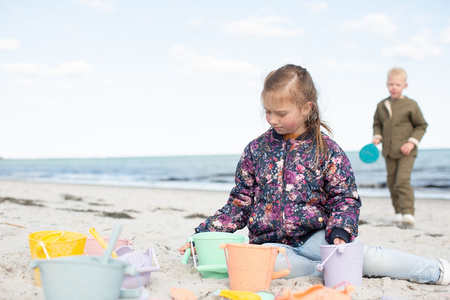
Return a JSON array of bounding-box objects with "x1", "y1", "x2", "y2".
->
[
  {"x1": 31, "y1": 256, "x2": 141, "y2": 300},
  {"x1": 181, "y1": 232, "x2": 246, "y2": 278}
]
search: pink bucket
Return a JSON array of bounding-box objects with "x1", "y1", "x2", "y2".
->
[
  {"x1": 317, "y1": 242, "x2": 363, "y2": 287},
  {"x1": 84, "y1": 237, "x2": 133, "y2": 256}
]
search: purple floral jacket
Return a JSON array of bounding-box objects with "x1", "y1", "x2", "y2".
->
[{"x1": 195, "y1": 128, "x2": 361, "y2": 245}]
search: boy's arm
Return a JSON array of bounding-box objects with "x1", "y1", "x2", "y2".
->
[
  {"x1": 408, "y1": 104, "x2": 428, "y2": 147},
  {"x1": 372, "y1": 105, "x2": 383, "y2": 143}
]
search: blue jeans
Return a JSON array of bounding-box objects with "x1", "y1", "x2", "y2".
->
[{"x1": 266, "y1": 230, "x2": 440, "y2": 284}]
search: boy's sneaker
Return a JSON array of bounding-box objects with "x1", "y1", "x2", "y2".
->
[
  {"x1": 393, "y1": 213, "x2": 402, "y2": 223},
  {"x1": 436, "y1": 259, "x2": 450, "y2": 285},
  {"x1": 402, "y1": 214, "x2": 415, "y2": 226}
]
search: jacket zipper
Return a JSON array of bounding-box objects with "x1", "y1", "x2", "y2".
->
[{"x1": 281, "y1": 139, "x2": 289, "y2": 235}]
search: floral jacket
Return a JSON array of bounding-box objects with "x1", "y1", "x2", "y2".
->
[{"x1": 195, "y1": 128, "x2": 361, "y2": 245}]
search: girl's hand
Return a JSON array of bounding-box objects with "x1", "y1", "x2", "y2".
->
[
  {"x1": 333, "y1": 237, "x2": 346, "y2": 245},
  {"x1": 178, "y1": 242, "x2": 192, "y2": 255}
]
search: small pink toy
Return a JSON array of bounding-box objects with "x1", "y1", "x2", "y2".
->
[{"x1": 85, "y1": 236, "x2": 133, "y2": 256}]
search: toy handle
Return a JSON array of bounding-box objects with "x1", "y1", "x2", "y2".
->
[
  {"x1": 35, "y1": 242, "x2": 51, "y2": 259},
  {"x1": 316, "y1": 244, "x2": 345, "y2": 272},
  {"x1": 89, "y1": 227, "x2": 119, "y2": 259},
  {"x1": 181, "y1": 237, "x2": 194, "y2": 265},
  {"x1": 133, "y1": 248, "x2": 161, "y2": 273},
  {"x1": 196, "y1": 264, "x2": 228, "y2": 273},
  {"x1": 30, "y1": 260, "x2": 40, "y2": 270},
  {"x1": 272, "y1": 247, "x2": 290, "y2": 279},
  {"x1": 220, "y1": 243, "x2": 228, "y2": 267},
  {"x1": 181, "y1": 247, "x2": 191, "y2": 264}
]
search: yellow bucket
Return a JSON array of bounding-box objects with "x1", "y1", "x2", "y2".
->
[{"x1": 28, "y1": 230, "x2": 87, "y2": 286}]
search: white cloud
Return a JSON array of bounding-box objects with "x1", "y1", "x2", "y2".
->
[
  {"x1": 223, "y1": 16, "x2": 303, "y2": 38},
  {"x1": 0, "y1": 60, "x2": 94, "y2": 77},
  {"x1": 170, "y1": 45, "x2": 262, "y2": 78},
  {"x1": 320, "y1": 59, "x2": 379, "y2": 72},
  {"x1": 71, "y1": 0, "x2": 116, "y2": 12},
  {"x1": 14, "y1": 79, "x2": 34, "y2": 87},
  {"x1": 305, "y1": 1, "x2": 328, "y2": 12},
  {"x1": 381, "y1": 31, "x2": 442, "y2": 60},
  {"x1": 341, "y1": 13, "x2": 397, "y2": 36},
  {"x1": 49, "y1": 61, "x2": 94, "y2": 76},
  {"x1": 0, "y1": 38, "x2": 21, "y2": 50},
  {"x1": 0, "y1": 62, "x2": 44, "y2": 74},
  {"x1": 440, "y1": 26, "x2": 450, "y2": 43},
  {"x1": 337, "y1": 42, "x2": 359, "y2": 51},
  {"x1": 188, "y1": 18, "x2": 203, "y2": 27}
]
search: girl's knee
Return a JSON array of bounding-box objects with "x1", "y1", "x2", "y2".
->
[{"x1": 363, "y1": 246, "x2": 385, "y2": 271}]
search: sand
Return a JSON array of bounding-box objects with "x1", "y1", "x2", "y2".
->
[{"x1": 0, "y1": 180, "x2": 449, "y2": 299}]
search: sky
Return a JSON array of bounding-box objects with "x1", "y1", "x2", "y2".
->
[{"x1": 1, "y1": 0, "x2": 450, "y2": 159}]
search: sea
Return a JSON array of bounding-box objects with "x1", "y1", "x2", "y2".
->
[{"x1": 1, "y1": 149, "x2": 449, "y2": 200}]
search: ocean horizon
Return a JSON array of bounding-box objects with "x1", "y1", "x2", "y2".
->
[{"x1": 1, "y1": 148, "x2": 449, "y2": 200}]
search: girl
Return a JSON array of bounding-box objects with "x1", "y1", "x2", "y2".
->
[{"x1": 179, "y1": 64, "x2": 449, "y2": 285}]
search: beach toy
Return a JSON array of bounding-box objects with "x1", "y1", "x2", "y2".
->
[
  {"x1": 30, "y1": 223, "x2": 142, "y2": 300},
  {"x1": 181, "y1": 232, "x2": 246, "y2": 278},
  {"x1": 275, "y1": 283, "x2": 354, "y2": 300},
  {"x1": 88, "y1": 227, "x2": 120, "y2": 258},
  {"x1": 170, "y1": 287, "x2": 197, "y2": 300},
  {"x1": 85, "y1": 227, "x2": 133, "y2": 256},
  {"x1": 220, "y1": 243, "x2": 291, "y2": 292},
  {"x1": 85, "y1": 236, "x2": 133, "y2": 256},
  {"x1": 212, "y1": 290, "x2": 275, "y2": 300},
  {"x1": 28, "y1": 230, "x2": 87, "y2": 286},
  {"x1": 359, "y1": 143, "x2": 380, "y2": 164},
  {"x1": 316, "y1": 242, "x2": 363, "y2": 287},
  {"x1": 219, "y1": 289, "x2": 263, "y2": 300},
  {"x1": 115, "y1": 245, "x2": 160, "y2": 289}
]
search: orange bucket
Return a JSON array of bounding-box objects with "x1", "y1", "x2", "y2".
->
[
  {"x1": 221, "y1": 243, "x2": 290, "y2": 292},
  {"x1": 28, "y1": 230, "x2": 87, "y2": 286}
]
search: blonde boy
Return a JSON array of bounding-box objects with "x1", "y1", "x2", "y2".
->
[{"x1": 372, "y1": 68, "x2": 428, "y2": 226}]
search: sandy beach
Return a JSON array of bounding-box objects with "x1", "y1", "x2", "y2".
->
[{"x1": 0, "y1": 180, "x2": 449, "y2": 299}]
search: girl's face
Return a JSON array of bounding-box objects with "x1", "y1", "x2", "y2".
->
[{"x1": 263, "y1": 95, "x2": 311, "y2": 136}]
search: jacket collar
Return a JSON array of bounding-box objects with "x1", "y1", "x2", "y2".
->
[
  {"x1": 271, "y1": 127, "x2": 315, "y2": 141},
  {"x1": 384, "y1": 99, "x2": 392, "y2": 118}
]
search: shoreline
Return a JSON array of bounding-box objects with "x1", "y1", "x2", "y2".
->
[
  {"x1": 1, "y1": 179, "x2": 449, "y2": 201},
  {"x1": 1, "y1": 180, "x2": 449, "y2": 299}
]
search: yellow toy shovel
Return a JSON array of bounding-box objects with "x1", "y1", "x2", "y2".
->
[{"x1": 89, "y1": 227, "x2": 118, "y2": 258}]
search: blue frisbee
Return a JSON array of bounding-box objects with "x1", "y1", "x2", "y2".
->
[{"x1": 359, "y1": 143, "x2": 380, "y2": 163}]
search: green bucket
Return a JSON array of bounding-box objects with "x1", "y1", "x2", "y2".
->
[{"x1": 181, "y1": 232, "x2": 246, "y2": 278}]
